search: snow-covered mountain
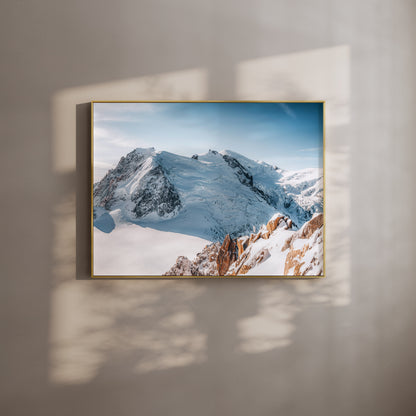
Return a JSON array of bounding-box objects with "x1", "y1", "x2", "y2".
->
[{"x1": 93, "y1": 147, "x2": 323, "y2": 242}]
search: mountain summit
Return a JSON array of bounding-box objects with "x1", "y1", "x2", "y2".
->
[{"x1": 93, "y1": 148, "x2": 323, "y2": 241}]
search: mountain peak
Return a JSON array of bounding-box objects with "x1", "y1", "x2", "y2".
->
[
  {"x1": 94, "y1": 147, "x2": 323, "y2": 240},
  {"x1": 133, "y1": 147, "x2": 156, "y2": 156}
]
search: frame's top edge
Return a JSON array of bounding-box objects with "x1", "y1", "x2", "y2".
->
[{"x1": 90, "y1": 100, "x2": 326, "y2": 104}]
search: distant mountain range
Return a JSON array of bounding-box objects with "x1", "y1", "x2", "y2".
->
[{"x1": 93, "y1": 147, "x2": 323, "y2": 242}]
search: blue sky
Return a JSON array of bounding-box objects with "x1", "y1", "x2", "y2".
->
[{"x1": 93, "y1": 102, "x2": 323, "y2": 180}]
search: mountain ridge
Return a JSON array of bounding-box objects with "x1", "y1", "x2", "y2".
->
[
  {"x1": 164, "y1": 212, "x2": 324, "y2": 276},
  {"x1": 93, "y1": 147, "x2": 323, "y2": 241}
]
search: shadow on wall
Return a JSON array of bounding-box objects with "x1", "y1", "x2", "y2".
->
[{"x1": 49, "y1": 46, "x2": 352, "y2": 396}]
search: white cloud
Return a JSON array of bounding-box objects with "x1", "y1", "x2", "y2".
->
[
  {"x1": 94, "y1": 126, "x2": 151, "y2": 150},
  {"x1": 94, "y1": 127, "x2": 113, "y2": 140},
  {"x1": 298, "y1": 147, "x2": 321, "y2": 152},
  {"x1": 279, "y1": 103, "x2": 296, "y2": 119},
  {"x1": 94, "y1": 102, "x2": 159, "y2": 122},
  {"x1": 94, "y1": 161, "x2": 115, "y2": 169}
]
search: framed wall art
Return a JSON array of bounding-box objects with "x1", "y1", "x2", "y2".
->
[{"x1": 91, "y1": 101, "x2": 325, "y2": 278}]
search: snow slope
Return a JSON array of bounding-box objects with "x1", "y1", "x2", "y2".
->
[
  {"x1": 94, "y1": 223, "x2": 209, "y2": 276},
  {"x1": 242, "y1": 214, "x2": 324, "y2": 276},
  {"x1": 163, "y1": 213, "x2": 324, "y2": 277},
  {"x1": 93, "y1": 148, "x2": 323, "y2": 242}
]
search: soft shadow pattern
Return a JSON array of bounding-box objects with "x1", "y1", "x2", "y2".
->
[
  {"x1": 49, "y1": 279, "x2": 208, "y2": 383},
  {"x1": 50, "y1": 46, "x2": 351, "y2": 389}
]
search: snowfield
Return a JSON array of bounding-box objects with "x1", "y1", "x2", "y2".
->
[{"x1": 94, "y1": 223, "x2": 209, "y2": 276}]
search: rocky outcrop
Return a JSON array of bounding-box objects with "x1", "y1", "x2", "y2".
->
[
  {"x1": 237, "y1": 237, "x2": 249, "y2": 256},
  {"x1": 164, "y1": 243, "x2": 221, "y2": 276},
  {"x1": 299, "y1": 213, "x2": 323, "y2": 239},
  {"x1": 131, "y1": 165, "x2": 181, "y2": 218},
  {"x1": 282, "y1": 214, "x2": 324, "y2": 276},
  {"x1": 261, "y1": 231, "x2": 270, "y2": 239},
  {"x1": 164, "y1": 256, "x2": 194, "y2": 276},
  {"x1": 228, "y1": 247, "x2": 271, "y2": 275},
  {"x1": 93, "y1": 148, "x2": 182, "y2": 219},
  {"x1": 93, "y1": 148, "x2": 151, "y2": 210},
  {"x1": 192, "y1": 242, "x2": 221, "y2": 276},
  {"x1": 284, "y1": 237, "x2": 323, "y2": 276},
  {"x1": 216, "y1": 234, "x2": 238, "y2": 275},
  {"x1": 249, "y1": 231, "x2": 262, "y2": 243},
  {"x1": 281, "y1": 213, "x2": 323, "y2": 252},
  {"x1": 266, "y1": 215, "x2": 292, "y2": 233},
  {"x1": 284, "y1": 244, "x2": 309, "y2": 275},
  {"x1": 225, "y1": 215, "x2": 293, "y2": 276},
  {"x1": 239, "y1": 265, "x2": 252, "y2": 275},
  {"x1": 281, "y1": 236, "x2": 293, "y2": 252},
  {"x1": 225, "y1": 213, "x2": 321, "y2": 276},
  {"x1": 221, "y1": 154, "x2": 253, "y2": 187},
  {"x1": 221, "y1": 153, "x2": 275, "y2": 206},
  {"x1": 164, "y1": 212, "x2": 323, "y2": 277},
  {"x1": 267, "y1": 216, "x2": 283, "y2": 232}
]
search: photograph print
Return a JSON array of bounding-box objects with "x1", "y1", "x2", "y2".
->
[{"x1": 92, "y1": 101, "x2": 324, "y2": 277}]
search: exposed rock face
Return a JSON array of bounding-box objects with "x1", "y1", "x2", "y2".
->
[
  {"x1": 256, "y1": 248, "x2": 271, "y2": 264},
  {"x1": 281, "y1": 213, "x2": 323, "y2": 252},
  {"x1": 283, "y1": 229, "x2": 323, "y2": 276},
  {"x1": 225, "y1": 214, "x2": 322, "y2": 276},
  {"x1": 192, "y1": 243, "x2": 221, "y2": 276},
  {"x1": 131, "y1": 165, "x2": 181, "y2": 218},
  {"x1": 299, "y1": 213, "x2": 323, "y2": 239},
  {"x1": 216, "y1": 234, "x2": 238, "y2": 275},
  {"x1": 249, "y1": 231, "x2": 262, "y2": 243},
  {"x1": 237, "y1": 237, "x2": 249, "y2": 256},
  {"x1": 222, "y1": 153, "x2": 275, "y2": 206},
  {"x1": 284, "y1": 244, "x2": 309, "y2": 275},
  {"x1": 228, "y1": 247, "x2": 271, "y2": 275},
  {"x1": 93, "y1": 149, "x2": 150, "y2": 210},
  {"x1": 282, "y1": 214, "x2": 324, "y2": 276},
  {"x1": 261, "y1": 231, "x2": 270, "y2": 239},
  {"x1": 164, "y1": 213, "x2": 323, "y2": 277},
  {"x1": 222, "y1": 154, "x2": 253, "y2": 186},
  {"x1": 239, "y1": 265, "x2": 252, "y2": 275},
  {"x1": 225, "y1": 215, "x2": 293, "y2": 276},
  {"x1": 281, "y1": 236, "x2": 293, "y2": 252},
  {"x1": 164, "y1": 256, "x2": 193, "y2": 276},
  {"x1": 267, "y1": 216, "x2": 284, "y2": 232},
  {"x1": 94, "y1": 148, "x2": 182, "y2": 219},
  {"x1": 164, "y1": 243, "x2": 221, "y2": 276}
]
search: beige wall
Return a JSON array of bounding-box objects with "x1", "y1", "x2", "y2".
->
[{"x1": 1, "y1": 1, "x2": 415, "y2": 415}]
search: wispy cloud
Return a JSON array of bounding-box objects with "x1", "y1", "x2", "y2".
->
[
  {"x1": 93, "y1": 102, "x2": 323, "y2": 171},
  {"x1": 279, "y1": 103, "x2": 296, "y2": 119},
  {"x1": 94, "y1": 126, "x2": 151, "y2": 149},
  {"x1": 284, "y1": 156, "x2": 321, "y2": 161},
  {"x1": 298, "y1": 147, "x2": 322, "y2": 152},
  {"x1": 94, "y1": 126, "x2": 113, "y2": 139},
  {"x1": 94, "y1": 160, "x2": 115, "y2": 169},
  {"x1": 94, "y1": 102, "x2": 159, "y2": 122}
]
